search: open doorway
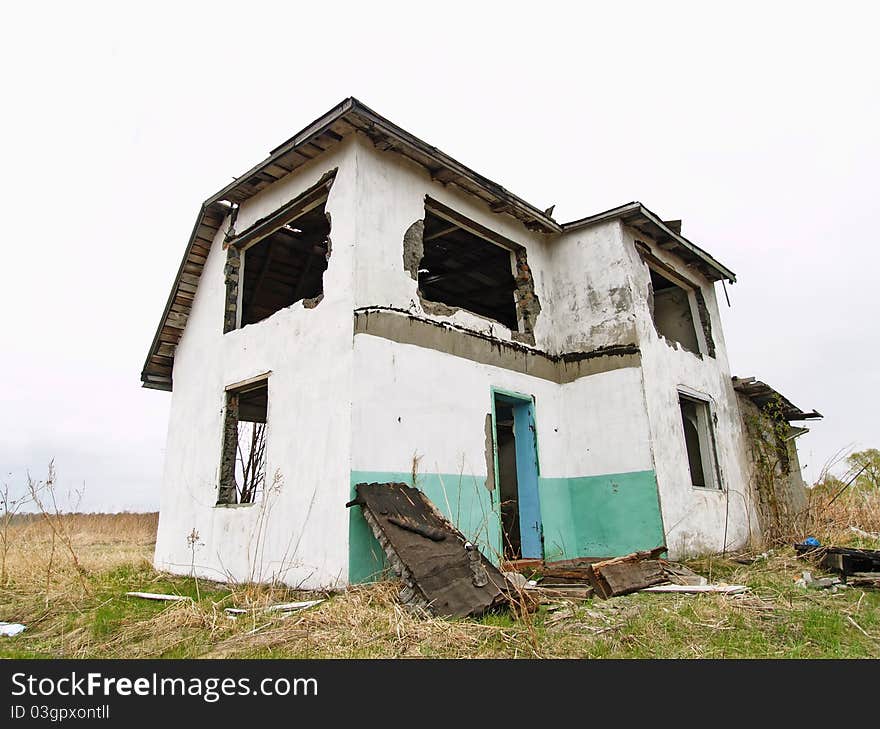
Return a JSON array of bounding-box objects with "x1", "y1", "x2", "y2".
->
[{"x1": 493, "y1": 390, "x2": 542, "y2": 560}]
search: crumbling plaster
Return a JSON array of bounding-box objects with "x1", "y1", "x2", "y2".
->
[
  {"x1": 546, "y1": 220, "x2": 640, "y2": 355},
  {"x1": 352, "y1": 138, "x2": 556, "y2": 350}
]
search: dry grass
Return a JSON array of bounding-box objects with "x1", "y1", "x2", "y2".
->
[
  {"x1": 802, "y1": 486, "x2": 880, "y2": 546},
  {"x1": 8, "y1": 512, "x2": 158, "y2": 544},
  {"x1": 2, "y1": 512, "x2": 158, "y2": 588},
  {"x1": 1, "y1": 505, "x2": 878, "y2": 659}
]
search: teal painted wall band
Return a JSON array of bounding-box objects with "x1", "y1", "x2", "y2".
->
[
  {"x1": 539, "y1": 470, "x2": 665, "y2": 562},
  {"x1": 348, "y1": 469, "x2": 664, "y2": 583}
]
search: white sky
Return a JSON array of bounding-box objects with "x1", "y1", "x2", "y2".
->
[{"x1": 2, "y1": 2, "x2": 878, "y2": 511}]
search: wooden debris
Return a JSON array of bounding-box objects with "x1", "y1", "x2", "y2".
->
[
  {"x1": 846, "y1": 615, "x2": 874, "y2": 640},
  {"x1": 527, "y1": 584, "x2": 594, "y2": 601},
  {"x1": 539, "y1": 566, "x2": 595, "y2": 584},
  {"x1": 265, "y1": 599, "x2": 324, "y2": 613},
  {"x1": 659, "y1": 560, "x2": 708, "y2": 586},
  {"x1": 640, "y1": 584, "x2": 749, "y2": 595},
  {"x1": 587, "y1": 546, "x2": 667, "y2": 599},
  {"x1": 125, "y1": 592, "x2": 191, "y2": 602},
  {"x1": 501, "y1": 558, "x2": 544, "y2": 575},
  {"x1": 347, "y1": 482, "x2": 513, "y2": 618},
  {"x1": 796, "y1": 571, "x2": 841, "y2": 590},
  {"x1": 795, "y1": 544, "x2": 880, "y2": 576},
  {"x1": 846, "y1": 572, "x2": 880, "y2": 588},
  {"x1": 224, "y1": 599, "x2": 325, "y2": 616}
]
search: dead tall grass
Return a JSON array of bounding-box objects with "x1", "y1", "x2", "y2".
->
[
  {"x1": 801, "y1": 487, "x2": 880, "y2": 547},
  {"x1": 1, "y1": 512, "x2": 157, "y2": 592},
  {"x1": 202, "y1": 582, "x2": 529, "y2": 659},
  {"x1": 7, "y1": 512, "x2": 158, "y2": 546}
]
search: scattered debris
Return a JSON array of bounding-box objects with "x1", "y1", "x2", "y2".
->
[
  {"x1": 849, "y1": 526, "x2": 880, "y2": 540},
  {"x1": 529, "y1": 584, "x2": 594, "y2": 601},
  {"x1": 641, "y1": 584, "x2": 749, "y2": 595},
  {"x1": 538, "y1": 558, "x2": 603, "y2": 584},
  {"x1": 0, "y1": 622, "x2": 26, "y2": 637},
  {"x1": 347, "y1": 482, "x2": 513, "y2": 618},
  {"x1": 659, "y1": 560, "x2": 708, "y2": 586},
  {"x1": 846, "y1": 615, "x2": 876, "y2": 641},
  {"x1": 795, "y1": 544, "x2": 880, "y2": 584},
  {"x1": 224, "y1": 599, "x2": 325, "y2": 616},
  {"x1": 505, "y1": 548, "x2": 739, "y2": 601},
  {"x1": 794, "y1": 571, "x2": 841, "y2": 590},
  {"x1": 502, "y1": 571, "x2": 529, "y2": 589},
  {"x1": 731, "y1": 550, "x2": 771, "y2": 565},
  {"x1": 847, "y1": 573, "x2": 880, "y2": 588},
  {"x1": 543, "y1": 606, "x2": 578, "y2": 626},
  {"x1": 265, "y1": 599, "x2": 324, "y2": 613},
  {"x1": 125, "y1": 592, "x2": 191, "y2": 602},
  {"x1": 587, "y1": 547, "x2": 667, "y2": 599}
]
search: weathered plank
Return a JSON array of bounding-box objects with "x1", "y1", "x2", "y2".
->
[
  {"x1": 347, "y1": 482, "x2": 512, "y2": 618},
  {"x1": 641, "y1": 584, "x2": 748, "y2": 595},
  {"x1": 588, "y1": 546, "x2": 667, "y2": 599},
  {"x1": 125, "y1": 592, "x2": 190, "y2": 602},
  {"x1": 796, "y1": 544, "x2": 880, "y2": 576}
]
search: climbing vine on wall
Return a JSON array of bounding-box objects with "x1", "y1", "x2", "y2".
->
[{"x1": 743, "y1": 394, "x2": 803, "y2": 545}]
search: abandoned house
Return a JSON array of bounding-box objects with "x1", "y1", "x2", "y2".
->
[{"x1": 142, "y1": 98, "x2": 821, "y2": 589}]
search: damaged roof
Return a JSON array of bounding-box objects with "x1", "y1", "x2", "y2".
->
[
  {"x1": 732, "y1": 376, "x2": 823, "y2": 421},
  {"x1": 563, "y1": 202, "x2": 737, "y2": 284},
  {"x1": 142, "y1": 97, "x2": 736, "y2": 390}
]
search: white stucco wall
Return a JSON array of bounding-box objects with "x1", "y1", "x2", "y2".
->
[
  {"x1": 154, "y1": 128, "x2": 759, "y2": 586},
  {"x1": 351, "y1": 334, "x2": 652, "y2": 481},
  {"x1": 351, "y1": 139, "x2": 557, "y2": 349},
  {"x1": 621, "y1": 225, "x2": 758, "y2": 556},
  {"x1": 349, "y1": 137, "x2": 653, "y2": 483},
  {"x1": 154, "y1": 139, "x2": 358, "y2": 589},
  {"x1": 547, "y1": 220, "x2": 639, "y2": 354}
]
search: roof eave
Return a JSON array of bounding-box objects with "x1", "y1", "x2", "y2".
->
[
  {"x1": 562, "y1": 202, "x2": 736, "y2": 283},
  {"x1": 732, "y1": 376, "x2": 823, "y2": 422},
  {"x1": 203, "y1": 97, "x2": 561, "y2": 234}
]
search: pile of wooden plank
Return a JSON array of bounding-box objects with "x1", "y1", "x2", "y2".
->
[
  {"x1": 508, "y1": 547, "x2": 747, "y2": 600},
  {"x1": 795, "y1": 543, "x2": 880, "y2": 588}
]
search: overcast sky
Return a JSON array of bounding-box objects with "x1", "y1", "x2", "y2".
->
[{"x1": 2, "y1": 2, "x2": 877, "y2": 511}]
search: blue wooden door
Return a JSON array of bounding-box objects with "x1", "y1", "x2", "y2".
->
[{"x1": 511, "y1": 399, "x2": 542, "y2": 559}]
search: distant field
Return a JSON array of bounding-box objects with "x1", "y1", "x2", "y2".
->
[
  {"x1": 7, "y1": 511, "x2": 158, "y2": 544},
  {"x1": 1, "y1": 504, "x2": 879, "y2": 658}
]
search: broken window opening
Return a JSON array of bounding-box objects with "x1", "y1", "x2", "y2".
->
[
  {"x1": 238, "y1": 200, "x2": 331, "y2": 327},
  {"x1": 679, "y1": 393, "x2": 721, "y2": 490},
  {"x1": 218, "y1": 378, "x2": 268, "y2": 505},
  {"x1": 648, "y1": 266, "x2": 702, "y2": 355},
  {"x1": 417, "y1": 209, "x2": 519, "y2": 330}
]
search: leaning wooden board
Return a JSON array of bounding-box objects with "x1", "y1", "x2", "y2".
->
[{"x1": 347, "y1": 482, "x2": 512, "y2": 618}]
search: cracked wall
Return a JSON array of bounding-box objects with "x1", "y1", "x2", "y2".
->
[{"x1": 222, "y1": 246, "x2": 240, "y2": 334}]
